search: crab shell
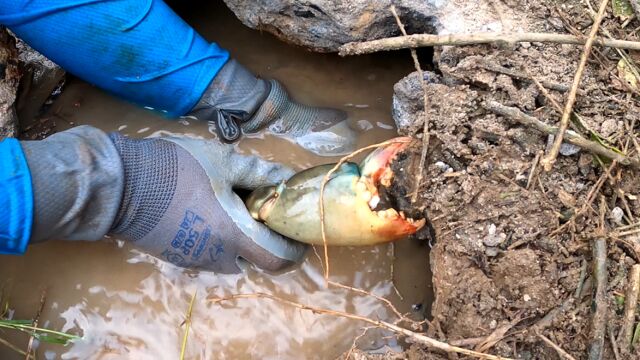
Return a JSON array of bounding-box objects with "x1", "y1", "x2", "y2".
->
[{"x1": 245, "y1": 138, "x2": 425, "y2": 246}]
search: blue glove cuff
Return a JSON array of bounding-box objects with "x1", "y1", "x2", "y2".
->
[
  {"x1": 0, "y1": 0, "x2": 230, "y2": 116},
  {"x1": 0, "y1": 138, "x2": 33, "y2": 255}
]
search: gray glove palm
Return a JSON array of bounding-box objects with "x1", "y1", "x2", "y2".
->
[
  {"x1": 108, "y1": 133, "x2": 307, "y2": 273},
  {"x1": 24, "y1": 126, "x2": 307, "y2": 274}
]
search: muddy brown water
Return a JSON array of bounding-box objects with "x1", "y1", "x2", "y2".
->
[{"x1": 0, "y1": 3, "x2": 432, "y2": 359}]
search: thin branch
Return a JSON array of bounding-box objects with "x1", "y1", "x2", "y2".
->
[
  {"x1": 541, "y1": 0, "x2": 610, "y2": 171},
  {"x1": 589, "y1": 238, "x2": 608, "y2": 360},
  {"x1": 344, "y1": 326, "x2": 373, "y2": 359},
  {"x1": 619, "y1": 264, "x2": 640, "y2": 349},
  {"x1": 208, "y1": 292, "x2": 513, "y2": 360},
  {"x1": 319, "y1": 138, "x2": 411, "y2": 280},
  {"x1": 483, "y1": 101, "x2": 639, "y2": 168},
  {"x1": 339, "y1": 32, "x2": 640, "y2": 56},
  {"x1": 327, "y1": 280, "x2": 405, "y2": 321},
  {"x1": 537, "y1": 333, "x2": 577, "y2": 360},
  {"x1": 389, "y1": 5, "x2": 431, "y2": 203}
]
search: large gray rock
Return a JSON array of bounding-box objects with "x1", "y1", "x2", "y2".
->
[
  {"x1": 0, "y1": 28, "x2": 20, "y2": 139},
  {"x1": 222, "y1": 0, "x2": 511, "y2": 52},
  {"x1": 222, "y1": 0, "x2": 440, "y2": 52}
]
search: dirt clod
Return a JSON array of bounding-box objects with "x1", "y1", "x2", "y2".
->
[{"x1": 380, "y1": 1, "x2": 640, "y2": 358}]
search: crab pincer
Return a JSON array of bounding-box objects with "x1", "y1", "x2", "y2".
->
[{"x1": 245, "y1": 137, "x2": 425, "y2": 246}]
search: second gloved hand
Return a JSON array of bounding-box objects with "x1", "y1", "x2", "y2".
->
[
  {"x1": 108, "y1": 133, "x2": 307, "y2": 274},
  {"x1": 190, "y1": 59, "x2": 358, "y2": 156}
]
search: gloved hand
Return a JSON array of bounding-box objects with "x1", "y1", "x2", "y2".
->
[
  {"x1": 189, "y1": 59, "x2": 357, "y2": 156},
  {"x1": 23, "y1": 126, "x2": 307, "y2": 274}
]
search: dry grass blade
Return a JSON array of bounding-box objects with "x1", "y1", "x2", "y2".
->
[
  {"x1": 180, "y1": 290, "x2": 197, "y2": 360},
  {"x1": 319, "y1": 138, "x2": 411, "y2": 280},
  {"x1": 208, "y1": 292, "x2": 513, "y2": 360},
  {"x1": 344, "y1": 326, "x2": 373, "y2": 359},
  {"x1": 541, "y1": 0, "x2": 610, "y2": 171},
  {"x1": 537, "y1": 333, "x2": 577, "y2": 360},
  {"x1": 0, "y1": 337, "x2": 27, "y2": 356},
  {"x1": 25, "y1": 289, "x2": 47, "y2": 360},
  {"x1": 327, "y1": 280, "x2": 405, "y2": 321}
]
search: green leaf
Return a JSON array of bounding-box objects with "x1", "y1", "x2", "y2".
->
[
  {"x1": 633, "y1": 322, "x2": 640, "y2": 346},
  {"x1": 613, "y1": 0, "x2": 635, "y2": 19},
  {"x1": 0, "y1": 319, "x2": 32, "y2": 326},
  {"x1": 615, "y1": 295, "x2": 626, "y2": 306},
  {"x1": 33, "y1": 333, "x2": 75, "y2": 345},
  {"x1": 618, "y1": 58, "x2": 639, "y2": 91}
]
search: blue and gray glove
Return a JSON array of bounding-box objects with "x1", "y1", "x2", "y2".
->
[
  {"x1": 22, "y1": 126, "x2": 307, "y2": 274},
  {"x1": 1, "y1": 0, "x2": 357, "y2": 156}
]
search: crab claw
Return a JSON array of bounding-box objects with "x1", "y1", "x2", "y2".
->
[
  {"x1": 245, "y1": 137, "x2": 425, "y2": 246},
  {"x1": 360, "y1": 137, "x2": 412, "y2": 184},
  {"x1": 354, "y1": 137, "x2": 425, "y2": 242}
]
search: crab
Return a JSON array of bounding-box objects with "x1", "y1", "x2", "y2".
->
[{"x1": 245, "y1": 137, "x2": 425, "y2": 246}]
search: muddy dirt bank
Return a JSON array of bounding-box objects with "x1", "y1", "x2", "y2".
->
[{"x1": 379, "y1": 0, "x2": 640, "y2": 358}]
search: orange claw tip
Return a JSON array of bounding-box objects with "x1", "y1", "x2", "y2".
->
[
  {"x1": 375, "y1": 216, "x2": 426, "y2": 240},
  {"x1": 359, "y1": 137, "x2": 412, "y2": 181}
]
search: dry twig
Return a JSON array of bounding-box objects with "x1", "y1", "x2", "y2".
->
[
  {"x1": 541, "y1": 0, "x2": 610, "y2": 171},
  {"x1": 327, "y1": 280, "x2": 405, "y2": 322},
  {"x1": 319, "y1": 138, "x2": 411, "y2": 280},
  {"x1": 537, "y1": 333, "x2": 577, "y2": 360},
  {"x1": 25, "y1": 289, "x2": 47, "y2": 360},
  {"x1": 389, "y1": 5, "x2": 430, "y2": 203},
  {"x1": 179, "y1": 290, "x2": 197, "y2": 360},
  {"x1": 208, "y1": 292, "x2": 512, "y2": 360},
  {"x1": 483, "y1": 101, "x2": 639, "y2": 168},
  {"x1": 339, "y1": 32, "x2": 640, "y2": 56},
  {"x1": 0, "y1": 337, "x2": 26, "y2": 356},
  {"x1": 589, "y1": 238, "x2": 608, "y2": 360},
  {"x1": 387, "y1": 243, "x2": 404, "y2": 300},
  {"x1": 619, "y1": 264, "x2": 640, "y2": 349},
  {"x1": 345, "y1": 326, "x2": 373, "y2": 359}
]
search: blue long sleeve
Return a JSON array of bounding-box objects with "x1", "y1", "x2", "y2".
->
[
  {"x1": 0, "y1": 0, "x2": 230, "y2": 116},
  {"x1": 0, "y1": 138, "x2": 33, "y2": 254}
]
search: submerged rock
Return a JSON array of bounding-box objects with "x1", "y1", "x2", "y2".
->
[{"x1": 0, "y1": 28, "x2": 20, "y2": 139}]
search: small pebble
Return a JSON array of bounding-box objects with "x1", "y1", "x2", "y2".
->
[
  {"x1": 485, "y1": 247, "x2": 500, "y2": 257},
  {"x1": 435, "y1": 161, "x2": 452, "y2": 172},
  {"x1": 610, "y1": 207, "x2": 624, "y2": 225},
  {"x1": 559, "y1": 143, "x2": 581, "y2": 156}
]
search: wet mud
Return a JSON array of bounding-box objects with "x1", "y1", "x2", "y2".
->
[{"x1": 384, "y1": 1, "x2": 640, "y2": 358}]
